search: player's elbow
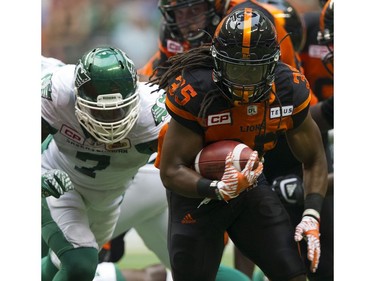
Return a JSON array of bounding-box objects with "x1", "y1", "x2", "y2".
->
[{"x1": 159, "y1": 165, "x2": 176, "y2": 191}]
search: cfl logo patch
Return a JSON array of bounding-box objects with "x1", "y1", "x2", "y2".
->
[
  {"x1": 207, "y1": 112, "x2": 231, "y2": 126},
  {"x1": 247, "y1": 105, "x2": 257, "y2": 116}
]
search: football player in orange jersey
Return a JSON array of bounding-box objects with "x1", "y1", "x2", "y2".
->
[
  {"x1": 311, "y1": 0, "x2": 333, "y2": 133},
  {"x1": 307, "y1": 2, "x2": 334, "y2": 280},
  {"x1": 138, "y1": 0, "x2": 234, "y2": 79},
  {"x1": 138, "y1": 0, "x2": 242, "y2": 79},
  {"x1": 137, "y1": 1, "x2": 312, "y2": 279},
  {"x1": 152, "y1": 8, "x2": 327, "y2": 281},
  {"x1": 232, "y1": 1, "x2": 334, "y2": 280},
  {"x1": 266, "y1": 2, "x2": 333, "y2": 280},
  {"x1": 138, "y1": 0, "x2": 303, "y2": 79},
  {"x1": 299, "y1": 0, "x2": 333, "y2": 101},
  {"x1": 138, "y1": 1, "x2": 327, "y2": 280}
]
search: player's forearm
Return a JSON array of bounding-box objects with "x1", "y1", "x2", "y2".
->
[
  {"x1": 302, "y1": 156, "x2": 327, "y2": 218},
  {"x1": 303, "y1": 149, "x2": 328, "y2": 198},
  {"x1": 160, "y1": 165, "x2": 206, "y2": 198}
]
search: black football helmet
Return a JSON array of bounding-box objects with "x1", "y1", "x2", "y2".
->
[
  {"x1": 158, "y1": 0, "x2": 229, "y2": 47},
  {"x1": 317, "y1": 0, "x2": 333, "y2": 76},
  {"x1": 211, "y1": 8, "x2": 280, "y2": 105},
  {"x1": 74, "y1": 46, "x2": 140, "y2": 144},
  {"x1": 256, "y1": 0, "x2": 306, "y2": 52}
]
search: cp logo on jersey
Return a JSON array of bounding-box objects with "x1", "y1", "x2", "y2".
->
[
  {"x1": 167, "y1": 40, "x2": 184, "y2": 53},
  {"x1": 207, "y1": 112, "x2": 231, "y2": 126},
  {"x1": 61, "y1": 125, "x2": 85, "y2": 144}
]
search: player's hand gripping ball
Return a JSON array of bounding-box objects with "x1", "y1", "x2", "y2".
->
[{"x1": 194, "y1": 140, "x2": 259, "y2": 180}]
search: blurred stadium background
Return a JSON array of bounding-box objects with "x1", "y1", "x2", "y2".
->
[{"x1": 42, "y1": 0, "x2": 161, "y2": 69}]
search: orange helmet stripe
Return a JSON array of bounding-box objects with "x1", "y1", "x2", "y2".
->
[
  {"x1": 242, "y1": 8, "x2": 252, "y2": 58},
  {"x1": 320, "y1": 0, "x2": 330, "y2": 31}
]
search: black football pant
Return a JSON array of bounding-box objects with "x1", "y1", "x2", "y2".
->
[{"x1": 166, "y1": 174, "x2": 306, "y2": 281}]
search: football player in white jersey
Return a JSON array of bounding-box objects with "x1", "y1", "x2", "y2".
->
[{"x1": 41, "y1": 46, "x2": 170, "y2": 281}]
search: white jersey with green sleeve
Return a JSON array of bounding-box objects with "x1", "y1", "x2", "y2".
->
[
  {"x1": 41, "y1": 64, "x2": 170, "y2": 251},
  {"x1": 42, "y1": 64, "x2": 169, "y2": 204}
]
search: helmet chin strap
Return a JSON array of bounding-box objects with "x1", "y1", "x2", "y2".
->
[
  {"x1": 212, "y1": 69, "x2": 221, "y2": 83},
  {"x1": 266, "y1": 74, "x2": 274, "y2": 87}
]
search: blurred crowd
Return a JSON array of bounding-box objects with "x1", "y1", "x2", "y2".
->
[
  {"x1": 41, "y1": 0, "x2": 321, "y2": 68},
  {"x1": 41, "y1": 0, "x2": 320, "y2": 68},
  {"x1": 42, "y1": 0, "x2": 160, "y2": 68}
]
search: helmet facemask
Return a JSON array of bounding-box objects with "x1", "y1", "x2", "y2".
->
[
  {"x1": 75, "y1": 89, "x2": 140, "y2": 144},
  {"x1": 212, "y1": 46, "x2": 279, "y2": 105},
  {"x1": 212, "y1": 8, "x2": 280, "y2": 106},
  {"x1": 74, "y1": 47, "x2": 140, "y2": 144}
]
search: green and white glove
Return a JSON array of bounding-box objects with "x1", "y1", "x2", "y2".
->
[{"x1": 42, "y1": 169, "x2": 74, "y2": 198}]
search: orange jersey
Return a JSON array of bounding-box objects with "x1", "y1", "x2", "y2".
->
[{"x1": 163, "y1": 62, "x2": 311, "y2": 156}]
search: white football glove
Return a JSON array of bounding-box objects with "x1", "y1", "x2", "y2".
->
[
  {"x1": 217, "y1": 151, "x2": 263, "y2": 201},
  {"x1": 294, "y1": 214, "x2": 321, "y2": 273},
  {"x1": 42, "y1": 169, "x2": 74, "y2": 198}
]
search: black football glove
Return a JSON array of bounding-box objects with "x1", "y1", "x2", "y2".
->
[{"x1": 272, "y1": 174, "x2": 304, "y2": 206}]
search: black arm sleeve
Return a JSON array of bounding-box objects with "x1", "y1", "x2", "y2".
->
[{"x1": 42, "y1": 117, "x2": 58, "y2": 142}]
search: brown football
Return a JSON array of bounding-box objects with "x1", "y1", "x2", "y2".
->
[{"x1": 194, "y1": 140, "x2": 258, "y2": 180}]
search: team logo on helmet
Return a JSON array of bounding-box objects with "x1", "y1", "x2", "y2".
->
[
  {"x1": 123, "y1": 56, "x2": 137, "y2": 85},
  {"x1": 74, "y1": 60, "x2": 91, "y2": 88}
]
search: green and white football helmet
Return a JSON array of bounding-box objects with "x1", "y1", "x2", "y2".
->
[{"x1": 74, "y1": 46, "x2": 140, "y2": 144}]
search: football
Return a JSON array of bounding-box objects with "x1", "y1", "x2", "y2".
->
[{"x1": 194, "y1": 140, "x2": 258, "y2": 180}]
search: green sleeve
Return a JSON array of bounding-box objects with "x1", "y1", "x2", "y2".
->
[{"x1": 216, "y1": 264, "x2": 252, "y2": 281}]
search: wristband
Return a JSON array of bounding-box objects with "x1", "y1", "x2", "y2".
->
[
  {"x1": 304, "y1": 193, "x2": 324, "y2": 220},
  {"x1": 302, "y1": 209, "x2": 320, "y2": 221},
  {"x1": 197, "y1": 178, "x2": 222, "y2": 200}
]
